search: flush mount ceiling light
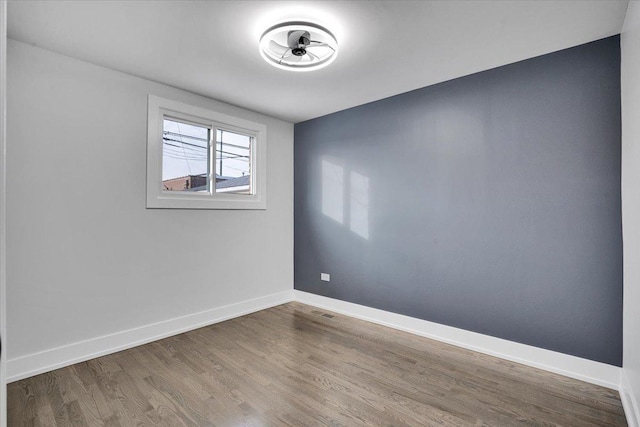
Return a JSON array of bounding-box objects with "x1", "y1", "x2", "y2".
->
[{"x1": 259, "y1": 21, "x2": 338, "y2": 72}]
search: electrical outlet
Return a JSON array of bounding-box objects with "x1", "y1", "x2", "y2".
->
[{"x1": 321, "y1": 273, "x2": 331, "y2": 282}]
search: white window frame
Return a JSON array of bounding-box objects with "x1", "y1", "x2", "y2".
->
[{"x1": 146, "y1": 95, "x2": 267, "y2": 209}]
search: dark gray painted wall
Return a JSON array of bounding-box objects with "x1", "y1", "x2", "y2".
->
[{"x1": 294, "y1": 36, "x2": 622, "y2": 366}]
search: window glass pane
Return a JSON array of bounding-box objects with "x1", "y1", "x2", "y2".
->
[
  {"x1": 215, "y1": 129, "x2": 253, "y2": 194},
  {"x1": 162, "y1": 118, "x2": 210, "y2": 193}
]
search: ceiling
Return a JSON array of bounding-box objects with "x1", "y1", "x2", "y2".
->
[{"x1": 7, "y1": 1, "x2": 629, "y2": 123}]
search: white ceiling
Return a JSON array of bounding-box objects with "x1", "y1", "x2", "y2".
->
[{"x1": 7, "y1": 1, "x2": 629, "y2": 123}]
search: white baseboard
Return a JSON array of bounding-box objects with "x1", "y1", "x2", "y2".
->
[
  {"x1": 7, "y1": 288, "x2": 630, "y2": 418},
  {"x1": 621, "y1": 371, "x2": 640, "y2": 427},
  {"x1": 7, "y1": 290, "x2": 294, "y2": 383},
  {"x1": 293, "y1": 290, "x2": 621, "y2": 390}
]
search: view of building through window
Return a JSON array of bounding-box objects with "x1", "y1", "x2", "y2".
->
[
  {"x1": 162, "y1": 118, "x2": 210, "y2": 192},
  {"x1": 215, "y1": 129, "x2": 252, "y2": 194},
  {"x1": 162, "y1": 118, "x2": 252, "y2": 194}
]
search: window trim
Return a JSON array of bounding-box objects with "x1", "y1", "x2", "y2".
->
[{"x1": 146, "y1": 95, "x2": 267, "y2": 209}]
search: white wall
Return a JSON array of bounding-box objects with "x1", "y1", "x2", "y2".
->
[
  {"x1": 622, "y1": 2, "x2": 640, "y2": 426},
  {"x1": 0, "y1": 2, "x2": 7, "y2": 426},
  {"x1": 5, "y1": 39, "x2": 293, "y2": 379}
]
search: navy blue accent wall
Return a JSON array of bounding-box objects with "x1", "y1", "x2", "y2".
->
[{"x1": 294, "y1": 36, "x2": 622, "y2": 366}]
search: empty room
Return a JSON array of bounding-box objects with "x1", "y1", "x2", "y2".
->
[{"x1": 0, "y1": 0, "x2": 639, "y2": 425}]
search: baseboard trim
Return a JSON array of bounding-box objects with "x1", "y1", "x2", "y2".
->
[
  {"x1": 293, "y1": 290, "x2": 621, "y2": 390},
  {"x1": 7, "y1": 290, "x2": 294, "y2": 383},
  {"x1": 6, "y1": 288, "x2": 626, "y2": 399},
  {"x1": 621, "y1": 372, "x2": 640, "y2": 427}
]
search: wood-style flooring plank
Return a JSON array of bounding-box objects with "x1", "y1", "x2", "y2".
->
[{"x1": 7, "y1": 302, "x2": 628, "y2": 426}]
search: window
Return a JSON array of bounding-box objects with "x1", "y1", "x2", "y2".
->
[{"x1": 147, "y1": 95, "x2": 266, "y2": 209}]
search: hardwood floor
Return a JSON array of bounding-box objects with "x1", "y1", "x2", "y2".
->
[{"x1": 8, "y1": 302, "x2": 627, "y2": 426}]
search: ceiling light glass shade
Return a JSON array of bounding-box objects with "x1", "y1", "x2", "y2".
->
[{"x1": 259, "y1": 21, "x2": 338, "y2": 72}]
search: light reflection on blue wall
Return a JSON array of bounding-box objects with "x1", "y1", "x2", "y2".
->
[
  {"x1": 349, "y1": 171, "x2": 369, "y2": 239},
  {"x1": 321, "y1": 158, "x2": 370, "y2": 240},
  {"x1": 321, "y1": 159, "x2": 344, "y2": 225}
]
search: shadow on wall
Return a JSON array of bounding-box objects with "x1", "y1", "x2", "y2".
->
[{"x1": 321, "y1": 158, "x2": 370, "y2": 240}]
